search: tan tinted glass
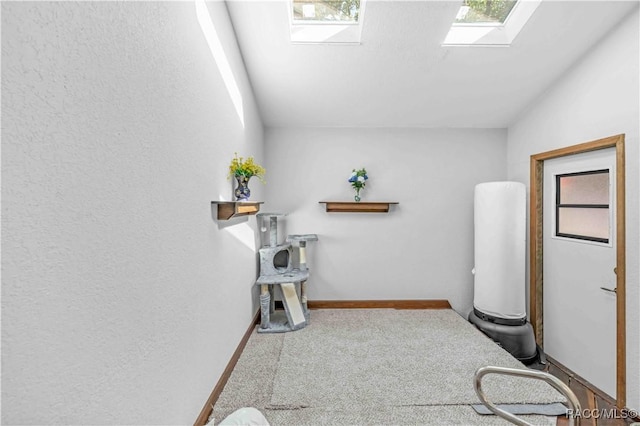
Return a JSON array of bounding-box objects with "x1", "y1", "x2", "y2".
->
[
  {"x1": 558, "y1": 207, "x2": 609, "y2": 240},
  {"x1": 559, "y1": 172, "x2": 609, "y2": 205}
]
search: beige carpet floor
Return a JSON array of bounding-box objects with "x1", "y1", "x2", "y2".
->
[{"x1": 212, "y1": 309, "x2": 564, "y2": 425}]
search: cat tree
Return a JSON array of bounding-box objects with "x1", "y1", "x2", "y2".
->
[{"x1": 255, "y1": 213, "x2": 317, "y2": 333}]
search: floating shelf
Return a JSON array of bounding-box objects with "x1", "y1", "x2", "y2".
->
[
  {"x1": 212, "y1": 201, "x2": 263, "y2": 220},
  {"x1": 319, "y1": 201, "x2": 399, "y2": 213}
]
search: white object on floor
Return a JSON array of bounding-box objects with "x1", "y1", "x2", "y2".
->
[
  {"x1": 473, "y1": 181, "x2": 526, "y2": 320},
  {"x1": 219, "y1": 407, "x2": 269, "y2": 426}
]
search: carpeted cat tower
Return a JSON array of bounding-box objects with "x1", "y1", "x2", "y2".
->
[{"x1": 469, "y1": 181, "x2": 538, "y2": 365}]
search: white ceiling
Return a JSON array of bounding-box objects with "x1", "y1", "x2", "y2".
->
[{"x1": 226, "y1": 1, "x2": 638, "y2": 128}]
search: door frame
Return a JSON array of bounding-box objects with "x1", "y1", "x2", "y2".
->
[{"x1": 530, "y1": 134, "x2": 626, "y2": 407}]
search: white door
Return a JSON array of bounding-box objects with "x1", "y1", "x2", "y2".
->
[{"x1": 543, "y1": 148, "x2": 617, "y2": 398}]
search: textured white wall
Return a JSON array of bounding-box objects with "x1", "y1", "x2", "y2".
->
[
  {"x1": 2, "y1": 2, "x2": 264, "y2": 424},
  {"x1": 264, "y1": 127, "x2": 507, "y2": 314},
  {"x1": 506, "y1": 8, "x2": 640, "y2": 411}
]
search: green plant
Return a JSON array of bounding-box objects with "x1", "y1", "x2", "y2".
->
[
  {"x1": 348, "y1": 168, "x2": 368, "y2": 189},
  {"x1": 227, "y1": 153, "x2": 266, "y2": 182}
]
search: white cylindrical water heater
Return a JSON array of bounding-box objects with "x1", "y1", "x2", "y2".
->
[{"x1": 473, "y1": 181, "x2": 526, "y2": 321}]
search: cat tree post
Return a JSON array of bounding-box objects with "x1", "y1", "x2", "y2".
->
[
  {"x1": 260, "y1": 284, "x2": 270, "y2": 329},
  {"x1": 269, "y1": 216, "x2": 278, "y2": 247}
]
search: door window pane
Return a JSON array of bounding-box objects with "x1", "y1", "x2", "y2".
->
[
  {"x1": 556, "y1": 170, "x2": 610, "y2": 243},
  {"x1": 558, "y1": 207, "x2": 609, "y2": 241},
  {"x1": 559, "y1": 172, "x2": 609, "y2": 205}
]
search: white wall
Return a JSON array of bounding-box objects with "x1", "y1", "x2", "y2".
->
[
  {"x1": 1, "y1": 2, "x2": 264, "y2": 424},
  {"x1": 264, "y1": 127, "x2": 507, "y2": 314},
  {"x1": 507, "y1": 8, "x2": 640, "y2": 411}
]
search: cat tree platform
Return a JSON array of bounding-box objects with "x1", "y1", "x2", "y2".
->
[{"x1": 256, "y1": 269, "x2": 310, "y2": 333}]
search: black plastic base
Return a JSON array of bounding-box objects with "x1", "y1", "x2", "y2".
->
[
  {"x1": 473, "y1": 307, "x2": 526, "y2": 326},
  {"x1": 469, "y1": 310, "x2": 538, "y2": 365}
]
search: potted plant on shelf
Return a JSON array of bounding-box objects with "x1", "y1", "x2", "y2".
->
[
  {"x1": 228, "y1": 153, "x2": 266, "y2": 201},
  {"x1": 348, "y1": 168, "x2": 368, "y2": 202}
]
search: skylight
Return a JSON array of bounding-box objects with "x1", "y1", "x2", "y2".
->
[
  {"x1": 289, "y1": 0, "x2": 365, "y2": 44},
  {"x1": 443, "y1": 0, "x2": 541, "y2": 47},
  {"x1": 454, "y1": 0, "x2": 518, "y2": 25},
  {"x1": 292, "y1": 0, "x2": 360, "y2": 23}
]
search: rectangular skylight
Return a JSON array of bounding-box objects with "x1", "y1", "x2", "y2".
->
[
  {"x1": 290, "y1": 0, "x2": 365, "y2": 44},
  {"x1": 292, "y1": 0, "x2": 360, "y2": 24},
  {"x1": 454, "y1": 0, "x2": 518, "y2": 25},
  {"x1": 443, "y1": 0, "x2": 541, "y2": 46}
]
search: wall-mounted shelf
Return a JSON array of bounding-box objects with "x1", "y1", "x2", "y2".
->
[
  {"x1": 319, "y1": 201, "x2": 399, "y2": 213},
  {"x1": 212, "y1": 201, "x2": 263, "y2": 220}
]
